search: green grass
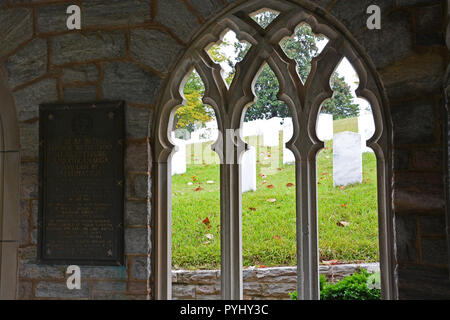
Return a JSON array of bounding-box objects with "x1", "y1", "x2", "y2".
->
[
  {"x1": 172, "y1": 118, "x2": 379, "y2": 270},
  {"x1": 334, "y1": 117, "x2": 358, "y2": 134}
]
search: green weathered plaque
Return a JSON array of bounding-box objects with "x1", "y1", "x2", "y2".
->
[{"x1": 38, "y1": 101, "x2": 125, "y2": 266}]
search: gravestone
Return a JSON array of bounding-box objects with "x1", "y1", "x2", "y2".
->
[
  {"x1": 263, "y1": 118, "x2": 282, "y2": 147},
  {"x1": 241, "y1": 146, "x2": 257, "y2": 192},
  {"x1": 317, "y1": 113, "x2": 333, "y2": 141},
  {"x1": 38, "y1": 101, "x2": 124, "y2": 265},
  {"x1": 358, "y1": 113, "x2": 375, "y2": 153},
  {"x1": 333, "y1": 132, "x2": 363, "y2": 187},
  {"x1": 171, "y1": 132, "x2": 187, "y2": 175},
  {"x1": 242, "y1": 119, "x2": 263, "y2": 137},
  {"x1": 283, "y1": 119, "x2": 295, "y2": 164}
]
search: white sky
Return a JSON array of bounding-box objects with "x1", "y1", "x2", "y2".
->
[{"x1": 218, "y1": 32, "x2": 372, "y2": 115}]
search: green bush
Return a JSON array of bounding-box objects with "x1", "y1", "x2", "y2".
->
[{"x1": 290, "y1": 268, "x2": 381, "y2": 300}]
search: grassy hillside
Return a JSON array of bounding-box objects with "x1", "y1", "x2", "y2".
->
[{"x1": 171, "y1": 117, "x2": 379, "y2": 269}]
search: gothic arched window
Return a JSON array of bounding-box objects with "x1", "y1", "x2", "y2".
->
[{"x1": 151, "y1": 0, "x2": 395, "y2": 300}]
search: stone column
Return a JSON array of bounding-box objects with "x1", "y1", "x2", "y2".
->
[
  {"x1": 216, "y1": 128, "x2": 244, "y2": 300},
  {"x1": 445, "y1": 2, "x2": 450, "y2": 280},
  {"x1": 0, "y1": 76, "x2": 20, "y2": 300}
]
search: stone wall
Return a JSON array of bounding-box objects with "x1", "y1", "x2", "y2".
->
[
  {"x1": 0, "y1": 0, "x2": 448, "y2": 299},
  {"x1": 172, "y1": 264, "x2": 380, "y2": 300},
  {"x1": 0, "y1": 0, "x2": 228, "y2": 300},
  {"x1": 376, "y1": 1, "x2": 450, "y2": 299}
]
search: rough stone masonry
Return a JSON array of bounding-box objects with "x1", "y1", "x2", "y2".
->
[{"x1": 0, "y1": 0, "x2": 448, "y2": 300}]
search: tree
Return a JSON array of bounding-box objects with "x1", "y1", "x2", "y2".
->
[
  {"x1": 232, "y1": 12, "x2": 359, "y2": 121},
  {"x1": 174, "y1": 70, "x2": 214, "y2": 133},
  {"x1": 321, "y1": 74, "x2": 360, "y2": 119},
  {"x1": 174, "y1": 44, "x2": 229, "y2": 133}
]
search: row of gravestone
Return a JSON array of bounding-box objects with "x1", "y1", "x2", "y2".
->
[{"x1": 171, "y1": 114, "x2": 375, "y2": 190}]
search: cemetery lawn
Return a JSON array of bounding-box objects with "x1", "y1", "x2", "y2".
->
[
  {"x1": 172, "y1": 120, "x2": 379, "y2": 270},
  {"x1": 334, "y1": 117, "x2": 358, "y2": 133}
]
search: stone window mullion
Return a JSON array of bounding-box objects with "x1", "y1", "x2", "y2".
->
[{"x1": 152, "y1": 0, "x2": 396, "y2": 300}]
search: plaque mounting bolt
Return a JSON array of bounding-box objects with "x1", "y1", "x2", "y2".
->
[
  {"x1": 48, "y1": 114, "x2": 54, "y2": 120},
  {"x1": 117, "y1": 180, "x2": 123, "y2": 187}
]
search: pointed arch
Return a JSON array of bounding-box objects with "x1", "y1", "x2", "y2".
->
[{"x1": 151, "y1": 0, "x2": 395, "y2": 300}]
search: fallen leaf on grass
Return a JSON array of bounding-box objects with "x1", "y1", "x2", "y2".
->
[
  {"x1": 339, "y1": 203, "x2": 348, "y2": 208},
  {"x1": 249, "y1": 207, "x2": 257, "y2": 211},
  {"x1": 273, "y1": 235, "x2": 281, "y2": 240},
  {"x1": 195, "y1": 186, "x2": 203, "y2": 192},
  {"x1": 259, "y1": 174, "x2": 266, "y2": 178},
  {"x1": 258, "y1": 265, "x2": 267, "y2": 268},
  {"x1": 322, "y1": 260, "x2": 339, "y2": 265},
  {"x1": 277, "y1": 168, "x2": 282, "y2": 171},
  {"x1": 267, "y1": 198, "x2": 277, "y2": 203},
  {"x1": 286, "y1": 183, "x2": 294, "y2": 187},
  {"x1": 337, "y1": 221, "x2": 350, "y2": 227},
  {"x1": 261, "y1": 180, "x2": 267, "y2": 185},
  {"x1": 202, "y1": 217, "x2": 210, "y2": 226},
  {"x1": 267, "y1": 184, "x2": 274, "y2": 189}
]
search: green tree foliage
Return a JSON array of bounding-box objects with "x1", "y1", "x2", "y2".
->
[
  {"x1": 250, "y1": 9, "x2": 279, "y2": 29},
  {"x1": 175, "y1": 70, "x2": 214, "y2": 133},
  {"x1": 321, "y1": 74, "x2": 360, "y2": 120},
  {"x1": 236, "y1": 12, "x2": 359, "y2": 121},
  {"x1": 175, "y1": 11, "x2": 360, "y2": 129},
  {"x1": 174, "y1": 44, "x2": 229, "y2": 132}
]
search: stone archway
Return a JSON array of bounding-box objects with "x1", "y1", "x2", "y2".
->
[
  {"x1": 151, "y1": 0, "x2": 396, "y2": 300},
  {"x1": 0, "y1": 74, "x2": 20, "y2": 300}
]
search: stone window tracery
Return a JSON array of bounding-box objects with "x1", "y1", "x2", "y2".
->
[{"x1": 152, "y1": 1, "x2": 395, "y2": 300}]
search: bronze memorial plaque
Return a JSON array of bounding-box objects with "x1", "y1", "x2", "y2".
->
[{"x1": 38, "y1": 101, "x2": 125, "y2": 266}]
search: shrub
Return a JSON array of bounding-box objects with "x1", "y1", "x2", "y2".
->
[{"x1": 290, "y1": 268, "x2": 381, "y2": 300}]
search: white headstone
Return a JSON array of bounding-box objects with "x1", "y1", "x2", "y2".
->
[
  {"x1": 171, "y1": 132, "x2": 187, "y2": 175},
  {"x1": 282, "y1": 120, "x2": 295, "y2": 164},
  {"x1": 333, "y1": 132, "x2": 362, "y2": 187},
  {"x1": 317, "y1": 113, "x2": 333, "y2": 141},
  {"x1": 263, "y1": 117, "x2": 282, "y2": 147},
  {"x1": 242, "y1": 119, "x2": 263, "y2": 137},
  {"x1": 185, "y1": 122, "x2": 219, "y2": 146},
  {"x1": 358, "y1": 114, "x2": 375, "y2": 153},
  {"x1": 241, "y1": 146, "x2": 257, "y2": 192}
]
